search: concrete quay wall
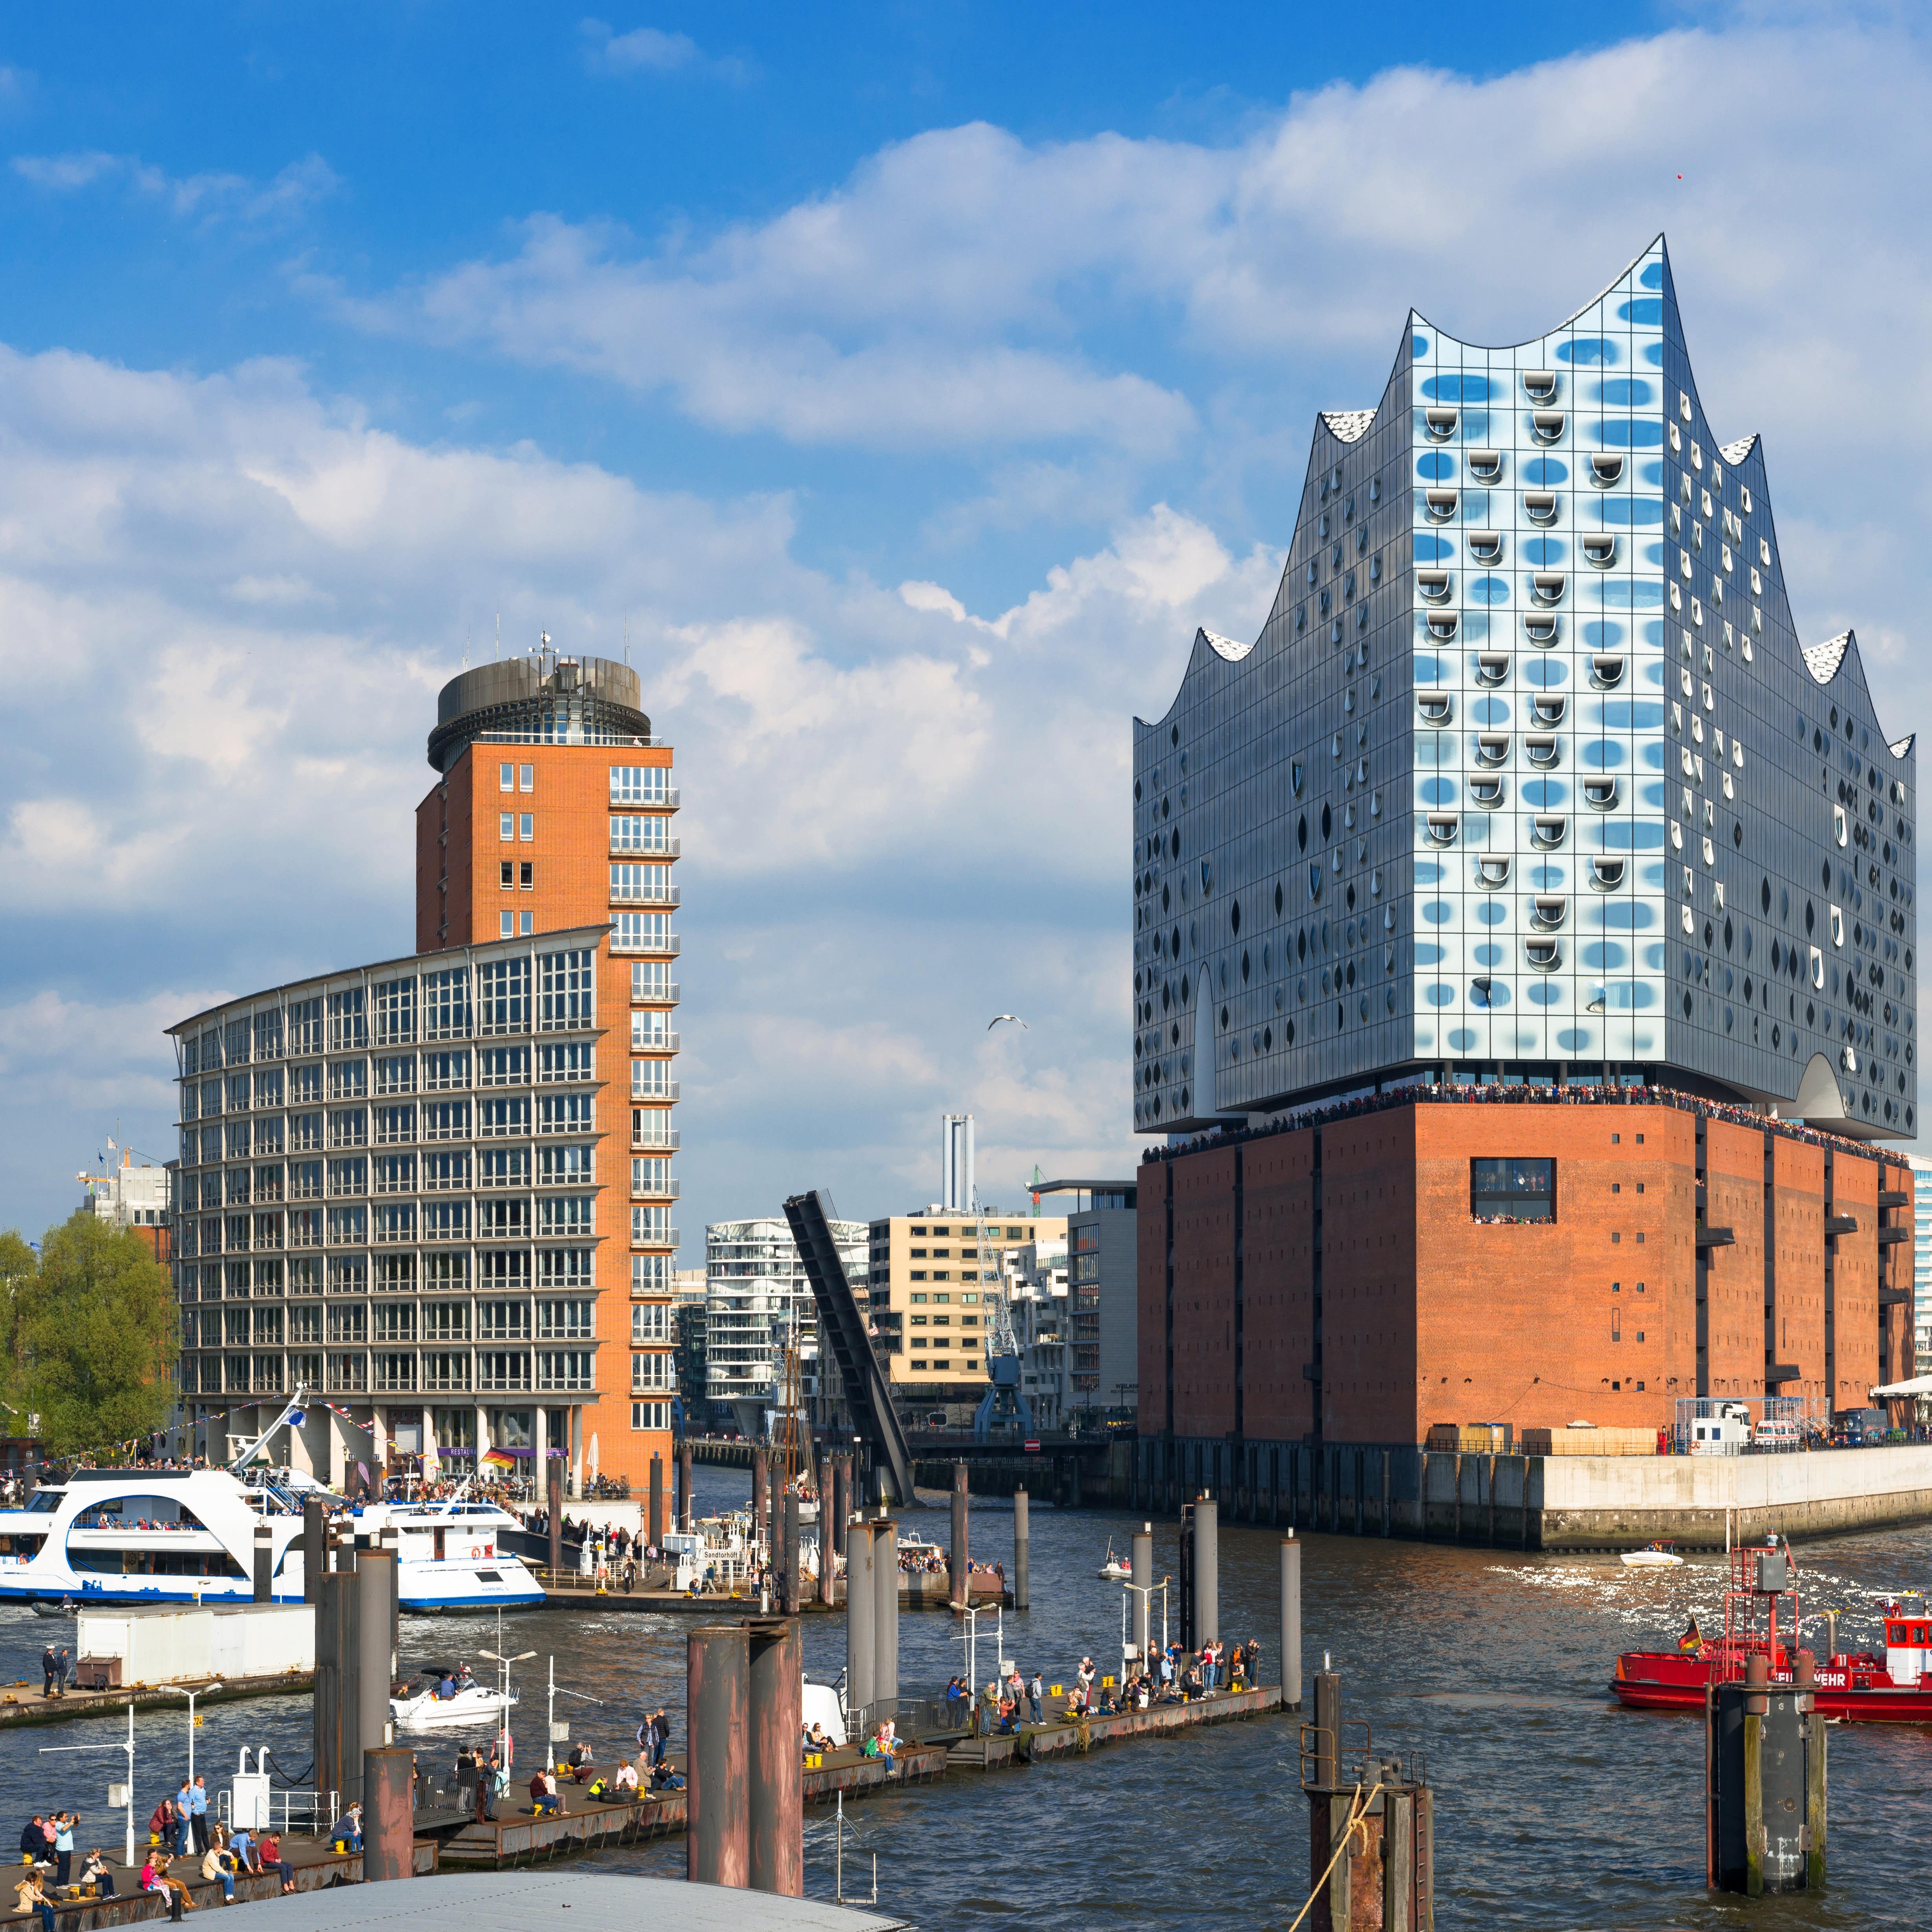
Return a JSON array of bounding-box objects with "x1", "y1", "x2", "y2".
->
[{"x1": 1125, "y1": 1436, "x2": 1932, "y2": 1550}]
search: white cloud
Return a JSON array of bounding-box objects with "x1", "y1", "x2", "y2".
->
[
  {"x1": 579, "y1": 18, "x2": 749, "y2": 83},
  {"x1": 0, "y1": 341, "x2": 1246, "y2": 1235},
  {"x1": 13, "y1": 149, "x2": 337, "y2": 223}
]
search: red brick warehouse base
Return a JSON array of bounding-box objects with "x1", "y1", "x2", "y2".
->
[{"x1": 1139, "y1": 1088, "x2": 1914, "y2": 1447}]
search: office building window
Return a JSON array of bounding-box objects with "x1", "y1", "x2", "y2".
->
[
  {"x1": 500, "y1": 814, "x2": 514, "y2": 842},
  {"x1": 519, "y1": 763, "x2": 534, "y2": 793},
  {"x1": 500, "y1": 762, "x2": 515, "y2": 792},
  {"x1": 500, "y1": 913, "x2": 514, "y2": 938},
  {"x1": 630, "y1": 1399, "x2": 670, "y2": 1431},
  {"x1": 610, "y1": 767, "x2": 669, "y2": 806},
  {"x1": 520, "y1": 911, "x2": 533, "y2": 935},
  {"x1": 518, "y1": 814, "x2": 534, "y2": 842}
]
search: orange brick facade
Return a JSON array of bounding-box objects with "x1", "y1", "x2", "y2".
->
[
  {"x1": 1139, "y1": 1098, "x2": 1915, "y2": 1449},
  {"x1": 416, "y1": 738, "x2": 679, "y2": 1490}
]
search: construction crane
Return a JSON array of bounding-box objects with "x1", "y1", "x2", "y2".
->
[{"x1": 972, "y1": 1209, "x2": 1032, "y2": 1440}]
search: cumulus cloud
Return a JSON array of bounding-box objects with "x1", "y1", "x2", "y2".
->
[{"x1": 0, "y1": 343, "x2": 1254, "y2": 1235}]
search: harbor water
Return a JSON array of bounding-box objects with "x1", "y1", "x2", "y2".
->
[{"x1": 0, "y1": 1462, "x2": 1928, "y2": 1927}]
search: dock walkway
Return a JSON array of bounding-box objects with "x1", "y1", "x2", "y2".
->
[{"x1": 0, "y1": 1672, "x2": 313, "y2": 1728}]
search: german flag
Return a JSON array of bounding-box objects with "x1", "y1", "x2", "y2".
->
[{"x1": 1679, "y1": 1615, "x2": 1703, "y2": 1654}]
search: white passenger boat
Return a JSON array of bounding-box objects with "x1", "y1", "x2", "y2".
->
[
  {"x1": 0, "y1": 1391, "x2": 544, "y2": 1613},
  {"x1": 390, "y1": 1670, "x2": 519, "y2": 1732}
]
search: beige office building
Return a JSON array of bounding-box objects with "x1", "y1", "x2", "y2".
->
[{"x1": 866, "y1": 1209, "x2": 1066, "y2": 1410}]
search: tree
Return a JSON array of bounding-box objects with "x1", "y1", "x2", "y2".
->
[
  {"x1": 0, "y1": 1230, "x2": 34, "y2": 1405},
  {"x1": 14, "y1": 1211, "x2": 177, "y2": 1456}
]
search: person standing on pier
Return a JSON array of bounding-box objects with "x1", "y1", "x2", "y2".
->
[
  {"x1": 189, "y1": 1776, "x2": 210, "y2": 1855},
  {"x1": 52, "y1": 1814, "x2": 72, "y2": 1886},
  {"x1": 173, "y1": 1780, "x2": 194, "y2": 1855},
  {"x1": 1028, "y1": 1672, "x2": 1043, "y2": 1724},
  {"x1": 39, "y1": 1648, "x2": 53, "y2": 1699}
]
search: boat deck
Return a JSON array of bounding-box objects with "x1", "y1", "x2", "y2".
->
[{"x1": 0, "y1": 1672, "x2": 313, "y2": 1728}]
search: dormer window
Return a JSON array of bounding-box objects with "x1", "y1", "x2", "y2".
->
[
  {"x1": 1425, "y1": 611, "x2": 1459, "y2": 642},
  {"x1": 1425, "y1": 814, "x2": 1459, "y2": 846},
  {"x1": 1477, "y1": 856, "x2": 1511, "y2": 887},
  {"x1": 1523, "y1": 491, "x2": 1558, "y2": 525},
  {"x1": 1584, "y1": 777, "x2": 1620, "y2": 809},
  {"x1": 1475, "y1": 652, "x2": 1510, "y2": 686},
  {"x1": 1591, "y1": 857, "x2": 1626, "y2": 889},
  {"x1": 1531, "y1": 897, "x2": 1568, "y2": 930},
  {"x1": 1531, "y1": 694, "x2": 1565, "y2": 725},
  {"x1": 1469, "y1": 774, "x2": 1505, "y2": 807},
  {"x1": 1525, "y1": 734, "x2": 1560, "y2": 768},
  {"x1": 1467, "y1": 449, "x2": 1503, "y2": 483},
  {"x1": 1424, "y1": 406, "x2": 1458, "y2": 441},
  {"x1": 1424, "y1": 489, "x2": 1458, "y2": 524},
  {"x1": 1589, "y1": 653, "x2": 1625, "y2": 688},
  {"x1": 1523, "y1": 613, "x2": 1560, "y2": 646},
  {"x1": 1582, "y1": 534, "x2": 1617, "y2": 568},
  {"x1": 1417, "y1": 569, "x2": 1452, "y2": 603},
  {"x1": 1530, "y1": 816, "x2": 1568, "y2": 849},
  {"x1": 1530, "y1": 572, "x2": 1567, "y2": 607},
  {"x1": 1475, "y1": 734, "x2": 1510, "y2": 767},
  {"x1": 1589, "y1": 454, "x2": 1624, "y2": 487},
  {"x1": 1417, "y1": 693, "x2": 1454, "y2": 726},
  {"x1": 1522, "y1": 370, "x2": 1558, "y2": 402},
  {"x1": 1525, "y1": 938, "x2": 1561, "y2": 971},
  {"x1": 1467, "y1": 530, "x2": 1503, "y2": 565},
  {"x1": 1530, "y1": 411, "x2": 1566, "y2": 444}
]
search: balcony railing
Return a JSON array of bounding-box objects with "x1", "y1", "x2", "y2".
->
[
  {"x1": 630, "y1": 1081, "x2": 680, "y2": 1102},
  {"x1": 611, "y1": 837, "x2": 680, "y2": 858},
  {"x1": 632, "y1": 1227, "x2": 680, "y2": 1250},
  {"x1": 611, "y1": 885, "x2": 680, "y2": 906},
  {"x1": 631, "y1": 1032, "x2": 681, "y2": 1053},
  {"x1": 632, "y1": 1178, "x2": 681, "y2": 1200},
  {"x1": 610, "y1": 933, "x2": 680, "y2": 955}
]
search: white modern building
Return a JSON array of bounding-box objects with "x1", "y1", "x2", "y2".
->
[
  {"x1": 81, "y1": 1152, "x2": 171, "y2": 1231},
  {"x1": 704, "y1": 1215, "x2": 866, "y2": 1436}
]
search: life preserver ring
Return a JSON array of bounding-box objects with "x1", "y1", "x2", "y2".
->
[{"x1": 471, "y1": 1545, "x2": 483, "y2": 1559}]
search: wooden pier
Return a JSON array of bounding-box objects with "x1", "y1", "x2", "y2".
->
[
  {"x1": 536, "y1": 1573, "x2": 1007, "y2": 1613},
  {"x1": 0, "y1": 1670, "x2": 313, "y2": 1728}
]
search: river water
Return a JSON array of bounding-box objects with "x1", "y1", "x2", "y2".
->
[{"x1": 0, "y1": 1465, "x2": 1926, "y2": 1928}]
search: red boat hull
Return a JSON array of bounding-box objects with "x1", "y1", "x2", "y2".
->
[{"x1": 1613, "y1": 1650, "x2": 1932, "y2": 1723}]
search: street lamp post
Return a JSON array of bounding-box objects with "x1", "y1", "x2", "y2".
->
[{"x1": 181, "y1": 1683, "x2": 224, "y2": 1786}]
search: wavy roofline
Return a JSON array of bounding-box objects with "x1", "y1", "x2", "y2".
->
[{"x1": 1407, "y1": 232, "x2": 1668, "y2": 355}]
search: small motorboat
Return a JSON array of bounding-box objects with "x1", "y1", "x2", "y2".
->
[
  {"x1": 1098, "y1": 1540, "x2": 1131, "y2": 1583},
  {"x1": 389, "y1": 1669, "x2": 518, "y2": 1733},
  {"x1": 31, "y1": 1598, "x2": 76, "y2": 1619},
  {"x1": 1620, "y1": 1541, "x2": 1685, "y2": 1569}
]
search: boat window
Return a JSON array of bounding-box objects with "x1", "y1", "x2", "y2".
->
[
  {"x1": 71, "y1": 1495, "x2": 211, "y2": 1532},
  {"x1": 24, "y1": 1490, "x2": 63, "y2": 1514},
  {"x1": 1915, "y1": 1623, "x2": 1932, "y2": 1644},
  {"x1": 1470, "y1": 1157, "x2": 1556, "y2": 1224}
]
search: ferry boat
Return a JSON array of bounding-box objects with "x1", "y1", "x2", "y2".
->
[
  {"x1": 0, "y1": 1395, "x2": 542, "y2": 1613},
  {"x1": 1611, "y1": 1537, "x2": 1932, "y2": 1723}
]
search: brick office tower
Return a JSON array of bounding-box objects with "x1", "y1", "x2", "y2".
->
[
  {"x1": 169, "y1": 648, "x2": 678, "y2": 1494},
  {"x1": 1130, "y1": 239, "x2": 1917, "y2": 1507}
]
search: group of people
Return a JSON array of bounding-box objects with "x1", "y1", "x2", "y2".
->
[
  {"x1": 428, "y1": 1662, "x2": 479, "y2": 1700},
  {"x1": 39, "y1": 1648, "x2": 71, "y2": 1699},
  {"x1": 15, "y1": 1803, "x2": 294, "y2": 1927},
  {"x1": 1145, "y1": 1071, "x2": 1893, "y2": 1170},
  {"x1": 942, "y1": 1636, "x2": 1264, "y2": 1735}
]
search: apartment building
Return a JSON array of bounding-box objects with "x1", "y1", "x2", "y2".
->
[
  {"x1": 865, "y1": 1208, "x2": 1066, "y2": 1418},
  {"x1": 1032, "y1": 1179, "x2": 1138, "y2": 1420},
  {"x1": 169, "y1": 649, "x2": 680, "y2": 1491}
]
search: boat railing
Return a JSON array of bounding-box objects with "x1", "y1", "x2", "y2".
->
[{"x1": 848, "y1": 1694, "x2": 971, "y2": 1745}]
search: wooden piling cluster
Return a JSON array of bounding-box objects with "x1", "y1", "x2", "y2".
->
[{"x1": 685, "y1": 1618, "x2": 805, "y2": 1898}]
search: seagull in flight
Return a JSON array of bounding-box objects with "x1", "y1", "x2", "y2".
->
[{"x1": 988, "y1": 1014, "x2": 1029, "y2": 1031}]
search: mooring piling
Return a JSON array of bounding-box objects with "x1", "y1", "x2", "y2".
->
[
  {"x1": 1281, "y1": 1531, "x2": 1303, "y2": 1711},
  {"x1": 949, "y1": 1463, "x2": 970, "y2": 1614},
  {"x1": 686, "y1": 1624, "x2": 751, "y2": 1888},
  {"x1": 747, "y1": 1617, "x2": 804, "y2": 1896},
  {"x1": 1012, "y1": 1487, "x2": 1030, "y2": 1611}
]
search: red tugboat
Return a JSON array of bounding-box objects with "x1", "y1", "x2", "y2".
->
[{"x1": 1612, "y1": 1535, "x2": 1932, "y2": 1723}]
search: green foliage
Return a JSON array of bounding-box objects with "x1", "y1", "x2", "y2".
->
[
  {"x1": 0, "y1": 1229, "x2": 34, "y2": 1399},
  {"x1": 9, "y1": 1211, "x2": 177, "y2": 1455}
]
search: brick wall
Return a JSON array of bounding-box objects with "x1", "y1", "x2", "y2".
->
[{"x1": 1139, "y1": 1096, "x2": 1911, "y2": 1449}]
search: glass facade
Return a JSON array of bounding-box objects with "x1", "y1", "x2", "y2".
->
[{"x1": 1133, "y1": 240, "x2": 1915, "y2": 1139}]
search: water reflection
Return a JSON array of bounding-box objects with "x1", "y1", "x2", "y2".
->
[{"x1": 0, "y1": 1464, "x2": 1926, "y2": 1927}]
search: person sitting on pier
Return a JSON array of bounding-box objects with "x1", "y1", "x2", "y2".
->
[
  {"x1": 79, "y1": 1848, "x2": 114, "y2": 1898},
  {"x1": 147, "y1": 1853, "x2": 194, "y2": 1919},
  {"x1": 17, "y1": 1867, "x2": 57, "y2": 1932},
  {"x1": 648, "y1": 1759, "x2": 683, "y2": 1794},
  {"x1": 340, "y1": 1804, "x2": 363, "y2": 1854},
  {"x1": 201, "y1": 1831, "x2": 237, "y2": 1901},
  {"x1": 257, "y1": 1832, "x2": 295, "y2": 1896},
  {"x1": 531, "y1": 1766, "x2": 563, "y2": 1817},
  {"x1": 612, "y1": 1759, "x2": 639, "y2": 1796},
  {"x1": 566, "y1": 1740, "x2": 595, "y2": 1782},
  {"x1": 228, "y1": 1825, "x2": 258, "y2": 1876},
  {"x1": 19, "y1": 1815, "x2": 48, "y2": 1868}
]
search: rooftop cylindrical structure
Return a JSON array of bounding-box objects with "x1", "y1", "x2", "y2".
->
[{"x1": 428, "y1": 652, "x2": 650, "y2": 773}]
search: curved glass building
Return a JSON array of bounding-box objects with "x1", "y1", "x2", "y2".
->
[{"x1": 1133, "y1": 238, "x2": 1916, "y2": 1141}]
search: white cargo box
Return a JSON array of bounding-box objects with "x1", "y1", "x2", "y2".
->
[{"x1": 77, "y1": 1603, "x2": 313, "y2": 1685}]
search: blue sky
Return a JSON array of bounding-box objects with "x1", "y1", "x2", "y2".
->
[{"x1": 2, "y1": 3, "x2": 1928, "y2": 1251}]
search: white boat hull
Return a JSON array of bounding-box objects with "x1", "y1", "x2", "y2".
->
[
  {"x1": 1620, "y1": 1551, "x2": 1685, "y2": 1569},
  {"x1": 391, "y1": 1685, "x2": 518, "y2": 1731}
]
